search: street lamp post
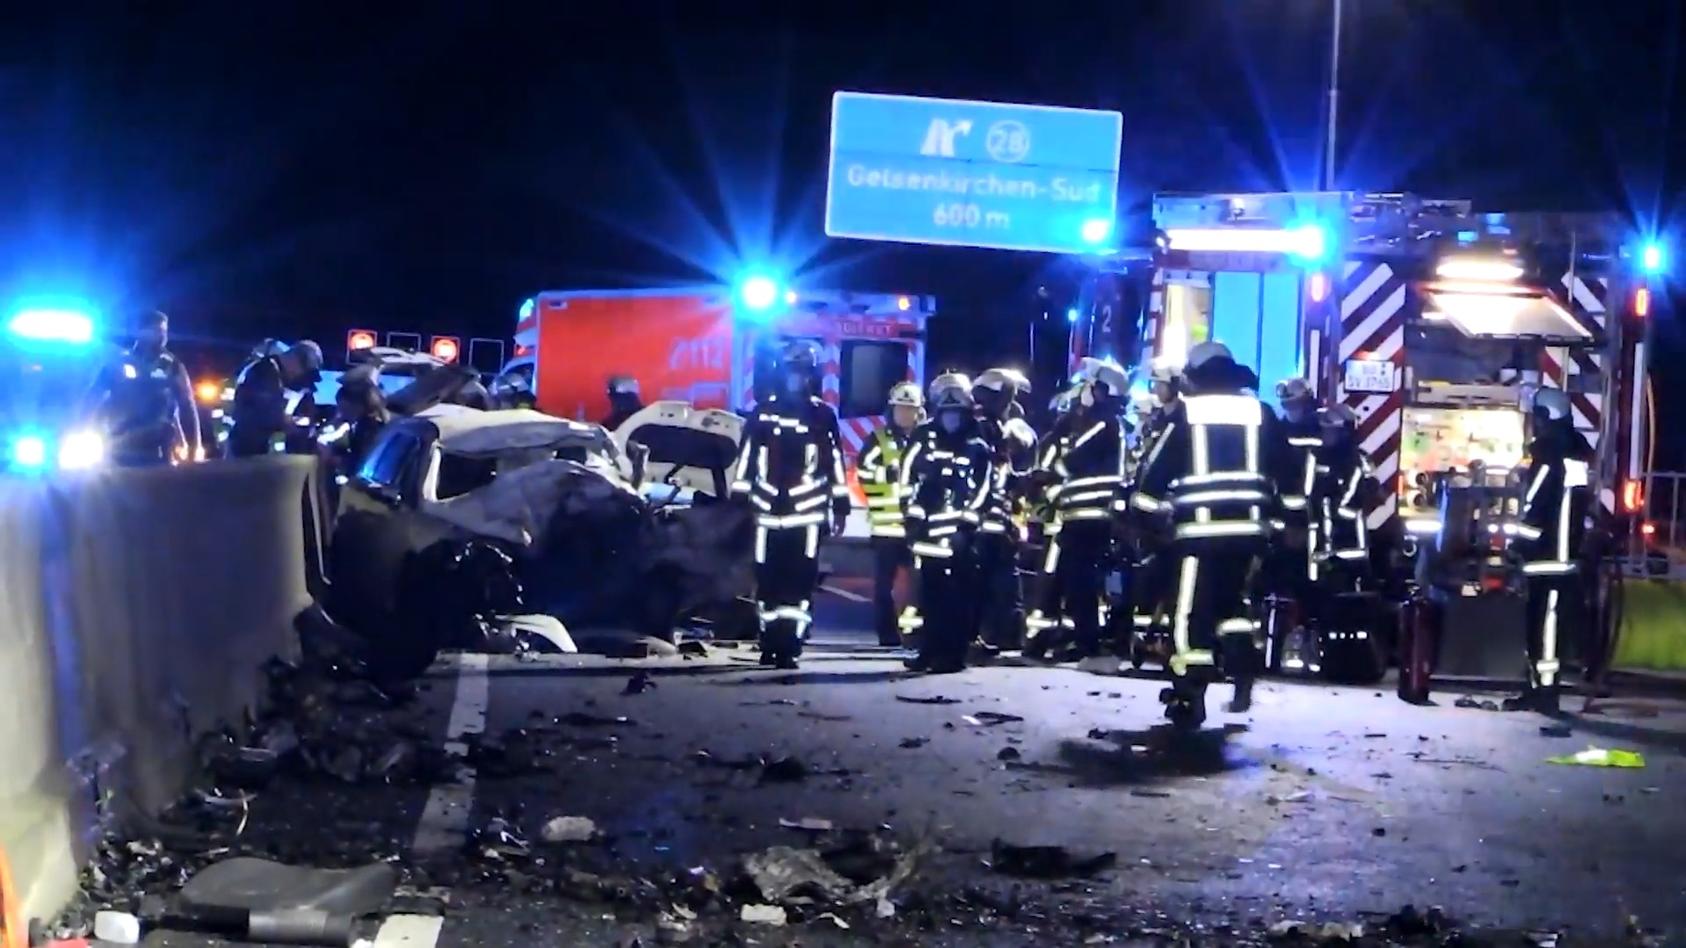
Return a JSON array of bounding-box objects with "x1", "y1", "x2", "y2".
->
[{"x1": 1322, "y1": 0, "x2": 1344, "y2": 191}]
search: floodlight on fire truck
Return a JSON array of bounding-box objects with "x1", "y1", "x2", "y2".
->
[
  {"x1": 346, "y1": 329, "x2": 378, "y2": 354},
  {"x1": 1435, "y1": 257, "x2": 1524, "y2": 283},
  {"x1": 430, "y1": 336, "x2": 461, "y2": 363}
]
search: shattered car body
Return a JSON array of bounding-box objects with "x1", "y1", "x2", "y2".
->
[{"x1": 329, "y1": 401, "x2": 752, "y2": 668}]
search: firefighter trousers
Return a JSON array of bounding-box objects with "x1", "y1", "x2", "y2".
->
[
  {"x1": 756, "y1": 525, "x2": 821, "y2": 660},
  {"x1": 1167, "y1": 548, "x2": 1260, "y2": 683},
  {"x1": 1032, "y1": 521, "x2": 1110, "y2": 658},
  {"x1": 918, "y1": 534, "x2": 978, "y2": 669},
  {"x1": 1526, "y1": 572, "x2": 1583, "y2": 690},
  {"x1": 870, "y1": 536, "x2": 913, "y2": 646},
  {"x1": 973, "y1": 531, "x2": 1024, "y2": 649}
]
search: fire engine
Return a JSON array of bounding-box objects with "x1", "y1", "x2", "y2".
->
[
  {"x1": 1072, "y1": 191, "x2": 1666, "y2": 683},
  {"x1": 506, "y1": 281, "x2": 932, "y2": 460}
]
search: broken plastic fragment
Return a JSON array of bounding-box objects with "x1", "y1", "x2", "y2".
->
[
  {"x1": 540, "y1": 816, "x2": 599, "y2": 843},
  {"x1": 739, "y1": 904, "x2": 787, "y2": 926},
  {"x1": 778, "y1": 817, "x2": 834, "y2": 832},
  {"x1": 1546, "y1": 746, "x2": 1645, "y2": 768}
]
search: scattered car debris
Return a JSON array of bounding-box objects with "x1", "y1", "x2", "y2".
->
[
  {"x1": 1539, "y1": 723, "x2": 1573, "y2": 738},
  {"x1": 739, "y1": 903, "x2": 788, "y2": 926},
  {"x1": 1129, "y1": 789, "x2": 1171, "y2": 799},
  {"x1": 894, "y1": 694, "x2": 961, "y2": 705},
  {"x1": 624, "y1": 671, "x2": 657, "y2": 695},
  {"x1": 541, "y1": 816, "x2": 600, "y2": 844},
  {"x1": 987, "y1": 840, "x2": 1116, "y2": 879},
  {"x1": 898, "y1": 737, "x2": 928, "y2": 749},
  {"x1": 92, "y1": 911, "x2": 141, "y2": 945},
  {"x1": 962, "y1": 711, "x2": 1025, "y2": 727},
  {"x1": 1546, "y1": 746, "x2": 1646, "y2": 768},
  {"x1": 759, "y1": 755, "x2": 811, "y2": 783},
  {"x1": 744, "y1": 846, "x2": 854, "y2": 902},
  {"x1": 558, "y1": 710, "x2": 637, "y2": 727},
  {"x1": 996, "y1": 747, "x2": 1022, "y2": 762},
  {"x1": 677, "y1": 640, "x2": 710, "y2": 658},
  {"x1": 1453, "y1": 696, "x2": 1501, "y2": 711},
  {"x1": 778, "y1": 817, "x2": 835, "y2": 832}
]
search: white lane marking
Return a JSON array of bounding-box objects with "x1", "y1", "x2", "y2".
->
[
  {"x1": 412, "y1": 652, "x2": 489, "y2": 854},
  {"x1": 819, "y1": 583, "x2": 870, "y2": 603},
  {"x1": 371, "y1": 914, "x2": 444, "y2": 947}
]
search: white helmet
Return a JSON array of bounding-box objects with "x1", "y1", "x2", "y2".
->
[
  {"x1": 887, "y1": 381, "x2": 924, "y2": 408},
  {"x1": 1187, "y1": 340, "x2": 1234, "y2": 371},
  {"x1": 1532, "y1": 387, "x2": 1571, "y2": 421},
  {"x1": 1077, "y1": 358, "x2": 1128, "y2": 407},
  {"x1": 1276, "y1": 377, "x2": 1314, "y2": 402},
  {"x1": 1149, "y1": 360, "x2": 1180, "y2": 385},
  {"x1": 974, "y1": 367, "x2": 1032, "y2": 395},
  {"x1": 928, "y1": 372, "x2": 974, "y2": 410}
]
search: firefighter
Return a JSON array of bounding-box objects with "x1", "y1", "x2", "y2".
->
[
  {"x1": 85, "y1": 309, "x2": 200, "y2": 466},
  {"x1": 602, "y1": 375, "x2": 644, "y2": 430},
  {"x1": 856, "y1": 381, "x2": 924, "y2": 646},
  {"x1": 731, "y1": 342, "x2": 851, "y2": 669},
  {"x1": 972, "y1": 367, "x2": 1037, "y2": 651},
  {"x1": 1507, "y1": 387, "x2": 1593, "y2": 713},
  {"x1": 1266, "y1": 377, "x2": 1325, "y2": 668},
  {"x1": 1120, "y1": 362, "x2": 1183, "y2": 664},
  {"x1": 1024, "y1": 358, "x2": 1128, "y2": 671},
  {"x1": 323, "y1": 373, "x2": 390, "y2": 472},
  {"x1": 1130, "y1": 341, "x2": 1289, "y2": 728},
  {"x1": 227, "y1": 340, "x2": 324, "y2": 457},
  {"x1": 901, "y1": 373, "x2": 994, "y2": 673}
]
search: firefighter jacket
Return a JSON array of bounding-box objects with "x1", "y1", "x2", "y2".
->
[
  {"x1": 977, "y1": 410, "x2": 1038, "y2": 536},
  {"x1": 1279, "y1": 416, "x2": 1323, "y2": 520},
  {"x1": 1039, "y1": 413, "x2": 1127, "y2": 527},
  {"x1": 1130, "y1": 391, "x2": 1291, "y2": 549},
  {"x1": 1514, "y1": 429, "x2": 1594, "y2": 579},
  {"x1": 1310, "y1": 439, "x2": 1373, "y2": 564},
  {"x1": 731, "y1": 394, "x2": 851, "y2": 530},
  {"x1": 857, "y1": 424, "x2": 916, "y2": 538},
  {"x1": 900, "y1": 422, "x2": 996, "y2": 560}
]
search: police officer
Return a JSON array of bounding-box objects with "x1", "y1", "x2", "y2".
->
[
  {"x1": 86, "y1": 309, "x2": 200, "y2": 466},
  {"x1": 901, "y1": 373, "x2": 994, "y2": 673},
  {"x1": 857, "y1": 381, "x2": 924, "y2": 646},
  {"x1": 228, "y1": 340, "x2": 324, "y2": 458},
  {"x1": 602, "y1": 376, "x2": 644, "y2": 430},
  {"x1": 1025, "y1": 358, "x2": 1128, "y2": 671},
  {"x1": 1508, "y1": 388, "x2": 1593, "y2": 713},
  {"x1": 972, "y1": 367, "x2": 1037, "y2": 651},
  {"x1": 1131, "y1": 341, "x2": 1289, "y2": 728},
  {"x1": 731, "y1": 342, "x2": 851, "y2": 669}
]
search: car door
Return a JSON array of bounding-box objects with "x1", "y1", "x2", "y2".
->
[{"x1": 329, "y1": 421, "x2": 433, "y2": 632}]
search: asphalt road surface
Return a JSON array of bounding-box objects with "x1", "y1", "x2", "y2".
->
[{"x1": 104, "y1": 583, "x2": 1686, "y2": 947}]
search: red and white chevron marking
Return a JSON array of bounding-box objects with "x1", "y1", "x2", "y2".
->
[
  {"x1": 1335, "y1": 260, "x2": 1409, "y2": 530},
  {"x1": 1550, "y1": 274, "x2": 1607, "y2": 450}
]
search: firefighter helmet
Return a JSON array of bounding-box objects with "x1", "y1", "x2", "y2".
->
[
  {"x1": 1187, "y1": 340, "x2": 1234, "y2": 371},
  {"x1": 974, "y1": 367, "x2": 1031, "y2": 395},
  {"x1": 290, "y1": 340, "x2": 324, "y2": 373},
  {"x1": 1079, "y1": 358, "x2": 1128, "y2": 396},
  {"x1": 928, "y1": 371, "x2": 974, "y2": 409},
  {"x1": 887, "y1": 381, "x2": 924, "y2": 408},
  {"x1": 1532, "y1": 387, "x2": 1571, "y2": 421},
  {"x1": 1149, "y1": 360, "x2": 1180, "y2": 384},
  {"x1": 779, "y1": 340, "x2": 821, "y2": 370},
  {"x1": 1276, "y1": 377, "x2": 1314, "y2": 403},
  {"x1": 607, "y1": 375, "x2": 641, "y2": 396}
]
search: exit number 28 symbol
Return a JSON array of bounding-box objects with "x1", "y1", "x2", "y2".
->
[{"x1": 985, "y1": 121, "x2": 1029, "y2": 163}]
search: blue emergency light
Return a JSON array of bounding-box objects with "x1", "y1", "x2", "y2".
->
[
  {"x1": 9, "y1": 434, "x2": 48, "y2": 470},
  {"x1": 736, "y1": 274, "x2": 782, "y2": 312},
  {"x1": 7, "y1": 306, "x2": 96, "y2": 345},
  {"x1": 1080, "y1": 218, "x2": 1114, "y2": 245},
  {"x1": 1066, "y1": 307, "x2": 1080, "y2": 324},
  {"x1": 1286, "y1": 222, "x2": 1330, "y2": 265},
  {"x1": 1640, "y1": 241, "x2": 1667, "y2": 276}
]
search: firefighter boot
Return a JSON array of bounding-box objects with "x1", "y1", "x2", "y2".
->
[
  {"x1": 1160, "y1": 680, "x2": 1207, "y2": 731},
  {"x1": 1221, "y1": 632, "x2": 1261, "y2": 713}
]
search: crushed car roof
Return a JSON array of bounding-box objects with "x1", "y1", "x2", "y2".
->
[{"x1": 419, "y1": 404, "x2": 613, "y2": 456}]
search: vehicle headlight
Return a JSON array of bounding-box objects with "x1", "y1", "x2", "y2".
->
[{"x1": 58, "y1": 430, "x2": 105, "y2": 470}]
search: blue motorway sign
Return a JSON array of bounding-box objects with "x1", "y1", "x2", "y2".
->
[{"x1": 825, "y1": 92, "x2": 1123, "y2": 255}]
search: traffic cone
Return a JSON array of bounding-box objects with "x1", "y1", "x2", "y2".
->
[{"x1": 0, "y1": 843, "x2": 26, "y2": 948}]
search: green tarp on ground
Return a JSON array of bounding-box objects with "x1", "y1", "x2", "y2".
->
[{"x1": 1615, "y1": 579, "x2": 1686, "y2": 671}]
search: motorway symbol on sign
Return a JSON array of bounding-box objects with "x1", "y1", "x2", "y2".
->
[{"x1": 825, "y1": 92, "x2": 1123, "y2": 255}]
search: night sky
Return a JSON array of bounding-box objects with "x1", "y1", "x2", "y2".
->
[{"x1": 3, "y1": 1, "x2": 1682, "y2": 432}]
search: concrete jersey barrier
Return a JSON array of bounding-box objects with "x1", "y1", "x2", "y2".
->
[{"x1": 0, "y1": 456, "x2": 317, "y2": 924}]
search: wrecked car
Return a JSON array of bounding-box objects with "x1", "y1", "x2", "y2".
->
[{"x1": 328, "y1": 400, "x2": 753, "y2": 676}]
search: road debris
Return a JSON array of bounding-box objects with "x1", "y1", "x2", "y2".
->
[
  {"x1": 778, "y1": 817, "x2": 835, "y2": 832},
  {"x1": 1453, "y1": 696, "x2": 1501, "y2": 711},
  {"x1": 996, "y1": 746, "x2": 1022, "y2": 761},
  {"x1": 894, "y1": 694, "x2": 961, "y2": 705},
  {"x1": 92, "y1": 911, "x2": 141, "y2": 945},
  {"x1": 897, "y1": 737, "x2": 928, "y2": 749},
  {"x1": 962, "y1": 711, "x2": 1025, "y2": 727},
  {"x1": 759, "y1": 755, "x2": 811, "y2": 783},
  {"x1": 540, "y1": 816, "x2": 600, "y2": 843},
  {"x1": 744, "y1": 847, "x2": 854, "y2": 901},
  {"x1": 739, "y1": 904, "x2": 787, "y2": 926},
  {"x1": 1539, "y1": 723, "x2": 1573, "y2": 738},
  {"x1": 1546, "y1": 746, "x2": 1646, "y2": 768},
  {"x1": 987, "y1": 840, "x2": 1116, "y2": 879},
  {"x1": 623, "y1": 671, "x2": 657, "y2": 695},
  {"x1": 677, "y1": 640, "x2": 710, "y2": 658}
]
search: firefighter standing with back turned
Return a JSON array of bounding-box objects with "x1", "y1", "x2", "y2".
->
[
  {"x1": 900, "y1": 373, "x2": 995, "y2": 673},
  {"x1": 1268, "y1": 377, "x2": 1325, "y2": 666},
  {"x1": 972, "y1": 367, "x2": 1037, "y2": 652},
  {"x1": 1130, "y1": 342, "x2": 1290, "y2": 728},
  {"x1": 731, "y1": 342, "x2": 851, "y2": 669},
  {"x1": 856, "y1": 381, "x2": 925, "y2": 646},
  {"x1": 1507, "y1": 387, "x2": 1592, "y2": 713},
  {"x1": 1024, "y1": 358, "x2": 1129, "y2": 671}
]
